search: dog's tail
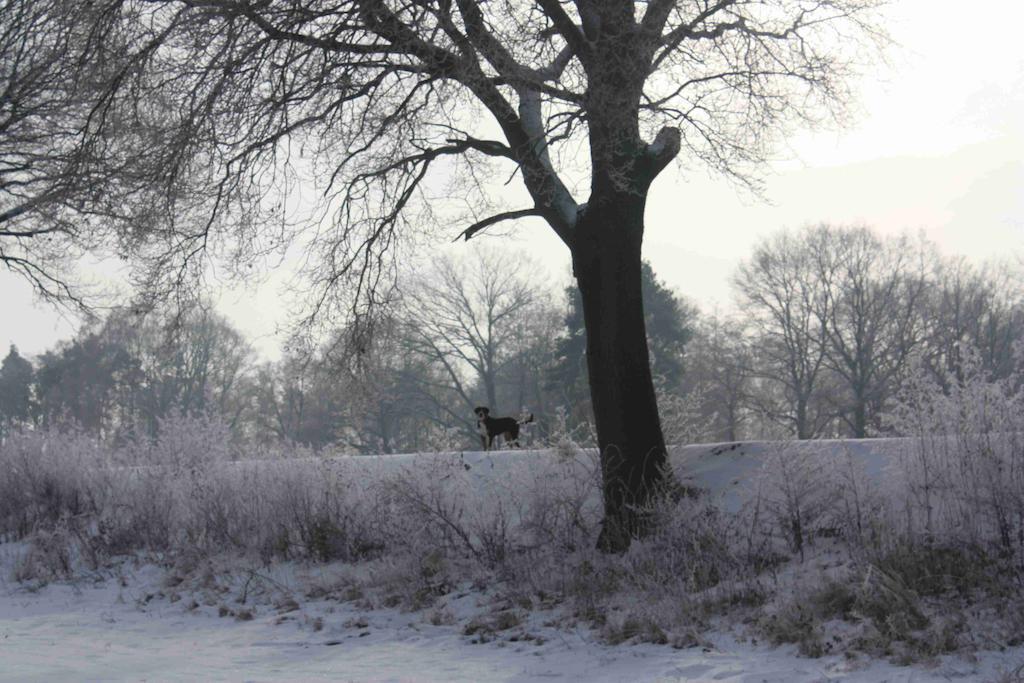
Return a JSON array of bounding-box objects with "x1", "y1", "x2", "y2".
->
[{"x1": 519, "y1": 413, "x2": 534, "y2": 425}]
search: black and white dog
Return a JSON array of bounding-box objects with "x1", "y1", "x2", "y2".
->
[{"x1": 474, "y1": 406, "x2": 534, "y2": 450}]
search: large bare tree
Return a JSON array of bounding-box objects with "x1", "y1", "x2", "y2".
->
[
  {"x1": 734, "y1": 227, "x2": 835, "y2": 439},
  {"x1": 818, "y1": 227, "x2": 927, "y2": 437},
  {"x1": 11, "y1": 0, "x2": 884, "y2": 550}
]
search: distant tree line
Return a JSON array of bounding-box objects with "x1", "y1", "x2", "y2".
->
[
  {"x1": 704, "y1": 224, "x2": 1024, "y2": 440},
  {"x1": 3, "y1": 226, "x2": 1022, "y2": 449}
]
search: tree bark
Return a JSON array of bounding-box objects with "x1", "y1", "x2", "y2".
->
[
  {"x1": 572, "y1": 190, "x2": 669, "y2": 553},
  {"x1": 796, "y1": 397, "x2": 809, "y2": 440},
  {"x1": 851, "y1": 390, "x2": 867, "y2": 438}
]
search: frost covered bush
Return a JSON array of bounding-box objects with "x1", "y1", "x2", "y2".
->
[
  {"x1": 624, "y1": 493, "x2": 740, "y2": 596},
  {"x1": 544, "y1": 405, "x2": 594, "y2": 459},
  {"x1": 120, "y1": 411, "x2": 237, "y2": 467},
  {"x1": 657, "y1": 381, "x2": 716, "y2": 446},
  {"x1": 383, "y1": 451, "x2": 602, "y2": 576},
  {"x1": 748, "y1": 349, "x2": 1024, "y2": 661},
  {"x1": 885, "y1": 352, "x2": 1024, "y2": 565},
  {"x1": 0, "y1": 427, "x2": 111, "y2": 540},
  {"x1": 0, "y1": 415, "x2": 390, "y2": 572},
  {"x1": 746, "y1": 443, "x2": 833, "y2": 560},
  {"x1": 517, "y1": 450, "x2": 601, "y2": 553},
  {"x1": 0, "y1": 417, "x2": 607, "y2": 592}
]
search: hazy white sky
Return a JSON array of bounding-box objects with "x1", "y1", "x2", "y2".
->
[{"x1": 4, "y1": 0, "x2": 1024, "y2": 360}]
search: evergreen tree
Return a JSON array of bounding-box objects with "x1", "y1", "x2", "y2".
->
[
  {"x1": 0, "y1": 345, "x2": 35, "y2": 437},
  {"x1": 552, "y1": 262, "x2": 696, "y2": 431}
]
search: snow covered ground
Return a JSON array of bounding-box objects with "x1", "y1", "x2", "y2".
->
[
  {"x1": 3, "y1": 439, "x2": 1023, "y2": 682},
  {"x1": 2, "y1": 558, "x2": 1021, "y2": 683}
]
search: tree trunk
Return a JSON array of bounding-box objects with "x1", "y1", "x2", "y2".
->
[
  {"x1": 483, "y1": 371, "x2": 498, "y2": 414},
  {"x1": 572, "y1": 192, "x2": 669, "y2": 553},
  {"x1": 796, "y1": 397, "x2": 809, "y2": 440},
  {"x1": 851, "y1": 392, "x2": 867, "y2": 438},
  {"x1": 725, "y1": 405, "x2": 737, "y2": 442}
]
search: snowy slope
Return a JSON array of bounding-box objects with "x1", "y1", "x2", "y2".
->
[
  {"x1": 670, "y1": 438, "x2": 901, "y2": 512},
  {"x1": 295, "y1": 437, "x2": 905, "y2": 514}
]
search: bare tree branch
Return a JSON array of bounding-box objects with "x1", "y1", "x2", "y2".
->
[{"x1": 453, "y1": 208, "x2": 545, "y2": 242}]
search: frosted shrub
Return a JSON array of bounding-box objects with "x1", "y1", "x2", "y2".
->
[
  {"x1": 106, "y1": 413, "x2": 239, "y2": 553},
  {"x1": 0, "y1": 428, "x2": 111, "y2": 539},
  {"x1": 12, "y1": 392, "x2": 1024, "y2": 657},
  {"x1": 545, "y1": 406, "x2": 592, "y2": 459},
  {"x1": 420, "y1": 424, "x2": 468, "y2": 453},
  {"x1": 121, "y1": 411, "x2": 236, "y2": 468},
  {"x1": 821, "y1": 446, "x2": 885, "y2": 552},
  {"x1": 12, "y1": 525, "x2": 76, "y2": 582},
  {"x1": 887, "y1": 354, "x2": 1024, "y2": 563},
  {"x1": 517, "y1": 450, "x2": 601, "y2": 553},
  {"x1": 155, "y1": 455, "x2": 391, "y2": 563},
  {"x1": 286, "y1": 459, "x2": 390, "y2": 562},
  {"x1": 657, "y1": 381, "x2": 715, "y2": 446},
  {"x1": 382, "y1": 454, "x2": 588, "y2": 568},
  {"x1": 384, "y1": 455, "x2": 487, "y2": 561},
  {"x1": 746, "y1": 442, "x2": 834, "y2": 560},
  {"x1": 369, "y1": 449, "x2": 609, "y2": 609},
  {"x1": 3, "y1": 421, "x2": 606, "y2": 610},
  {"x1": 625, "y1": 492, "x2": 740, "y2": 596}
]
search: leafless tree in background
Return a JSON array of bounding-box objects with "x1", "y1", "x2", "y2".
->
[
  {"x1": 402, "y1": 246, "x2": 541, "y2": 427},
  {"x1": 127, "y1": 309, "x2": 255, "y2": 434},
  {"x1": 8, "y1": 0, "x2": 886, "y2": 550},
  {"x1": 329, "y1": 315, "x2": 448, "y2": 454},
  {"x1": 496, "y1": 297, "x2": 565, "y2": 442},
  {"x1": 682, "y1": 313, "x2": 750, "y2": 442},
  {"x1": 252, "y1": 355, "x2": 342, "y2": 446},
  {"x1": 818, "y1": 227, "x2": 928, "y2": 437},
  {"x1": 32, "y1": 307, "x2": 256, "y2": 439},
  {"x1": 922, "y1": 258, "x2": 1024, "y2": 390},
  {"x1": 14, "y1": 219, "x2": 1024, "y2": 450},
  {"x1": 734, "y1": 227, "x2": 835, "y2": 439}
]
